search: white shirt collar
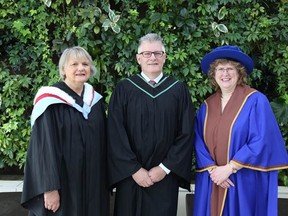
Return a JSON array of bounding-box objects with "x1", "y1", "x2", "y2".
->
[{"x1": 141, "y1": 72, "x2": 163, "y2": 83}]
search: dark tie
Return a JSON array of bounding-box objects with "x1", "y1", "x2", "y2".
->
[{"x1": 149, "y1": 80, "x2": 156, "y2": 86}]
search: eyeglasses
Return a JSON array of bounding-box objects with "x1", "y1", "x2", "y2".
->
[
  {"x1": 138, "y1": 51, "x2": 165, "y2": 58},
  {"x1": 215, "y1": 67, "x2": 236, "y2": 73}
]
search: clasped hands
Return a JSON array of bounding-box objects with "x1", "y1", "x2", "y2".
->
[
  {"x1": 132, "y1": 167, "x2": 166, "y2": 187},
  {"x1": 209, "y1": 164, "x2": 235, "y2": 189}
]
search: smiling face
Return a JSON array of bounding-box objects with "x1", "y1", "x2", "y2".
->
[
  {"x1": 214, "y1": 63, "x2": 239, "y2": 92},
  {"x1": 136, "y1": 41, "x2": 166, "y2": 78},
  {"x1": 63, "y1": 56, "x2": 91, "y2": 87}
]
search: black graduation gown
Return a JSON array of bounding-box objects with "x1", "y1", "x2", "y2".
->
[
  {"x1": 107, "y1": 74, "x2": 194, "y2": 216},
  {"x1": 21, "y1": 82, "x2": 109, "y2": 216}
]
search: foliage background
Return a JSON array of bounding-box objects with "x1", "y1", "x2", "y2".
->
[{"x1": 0, "y1": 0, "x2": 288, "y2": 184}]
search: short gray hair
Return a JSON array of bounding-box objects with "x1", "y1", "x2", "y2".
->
[
  {"x1": 58, "y1": 46, "x2": 97, "y2": 80},
  {"x1": 138, "y1": 33, "x2": 166, "y2": 53}
]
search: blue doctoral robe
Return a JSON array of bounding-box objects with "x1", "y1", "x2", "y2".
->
[{"x1": 193, "y1": 85, "x2": 288, "y2": 216}]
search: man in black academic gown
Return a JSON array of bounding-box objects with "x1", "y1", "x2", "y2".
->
[{"x1": 107, "y1": 33, "x2": 195, "y2": 216}]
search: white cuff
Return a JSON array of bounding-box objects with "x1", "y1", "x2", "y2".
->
[{"x1": 159, "y1": 163, "x2": 171, "y2": 174}]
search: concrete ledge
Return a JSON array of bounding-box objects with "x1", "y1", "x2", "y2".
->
[
  {"x1": 0, "y1": 180, "x2": 23, "y2": 193},
  {"x1": 278, "y1": 186, "x2": 288, "y2": 198}
]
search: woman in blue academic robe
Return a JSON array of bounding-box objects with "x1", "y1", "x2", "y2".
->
[{"x1": 193, "y1": 45, "x2": 288, "y2": 216}]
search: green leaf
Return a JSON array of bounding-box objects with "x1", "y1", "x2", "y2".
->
[
  {"x1": 66, "y1": 31, "x2": 72, "y2": 41},
  {"x1": 102, "y1": 19, "x2": 111, "y2": 31},
  {"x1": 111, "y1": 23, "x2": 120, "y2": 33},
  {"x1": 218, "y1": 6, "x2": 226, "y2": 20},
  {"x1": 217, "y1": 24, "x2": 228, "y2": 33},
  {"x1": 94, "y1": 26, "x2": 100, "y2": 34},
  {"x1": 186, "y1": 19, "x2": 196, "y2": 29},
  {"x1": 150, "y1": 13, "x2": 161, "y2": 23},
  {"x1": 214, "y1": 31, "x2": 220, "y2": 37},
  {"x1": 44, "y1": 0, "x2": 51, "y2": 7},
  {"x1": 12, "y1": 20, "x2": 24, "y2": 30},
  {"x1": 180, "y1": 8, "x2": 188, "y2": 17},
  {"x1": 108, "y1": 8, "x2": 115, "y2": 21},
  {"x1": 211, "y1": 22, "x2": 218, "y2": 30},
  {"x1": 112, "y1": 15, "x2": 120, "y2": 23},
  {"x1": 271, "y1": 99, "x2": 288, "y2": 125},
  {"x1": 161, "y1": 14, "x2": 170, "y2": 22},
  {"x1": 175, "y1": 20, "x2": 184, "y2": 28}
]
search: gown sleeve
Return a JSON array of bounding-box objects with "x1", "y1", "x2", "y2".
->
[
  {"x1": 107, "y1": 83, "x2": 142, "y2": 188},
  {"x1": 161, "y1": 84, "x2": 195, "y2": 183},
  {"x1": 21, "y1": 105, "x2": 62, "y2": 215},
  {"x1": 232, "y1": 93, "x2": 288, "y2": 169}
]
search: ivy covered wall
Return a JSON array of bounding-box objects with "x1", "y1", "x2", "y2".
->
[{"x1": 0, "y1": 0, "x2": 287, "y2": 184}]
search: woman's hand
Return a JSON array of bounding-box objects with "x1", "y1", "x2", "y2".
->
[
  {"x1": 44, "y1": 190, "x2": 60, "y2": 213},
  {"x1": 218, "y1": 179, "x2": 234, "y2": 189},
  {"x1": 209, "y1": 164, "x2": 235, "y2": 188}
]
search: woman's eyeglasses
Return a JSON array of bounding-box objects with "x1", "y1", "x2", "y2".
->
[{"x1": 215, "y1": 67, "x2": 236, "y2": 73}]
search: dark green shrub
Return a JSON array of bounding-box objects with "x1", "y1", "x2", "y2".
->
[{"x1": 0, "y1": 0, "x2": 287, "y2": 184}]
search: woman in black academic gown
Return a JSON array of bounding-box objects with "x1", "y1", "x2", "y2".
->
[{"x1": 21, "y1": 46, "x2": 109, "y2": 216}]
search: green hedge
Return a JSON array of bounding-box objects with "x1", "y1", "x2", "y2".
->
[{"x1": 0, "y1": 0, "x2": 287, "y2": 184}]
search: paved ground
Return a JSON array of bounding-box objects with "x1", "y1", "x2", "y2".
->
[
  {"x1": 0, "y1": 192, "x2": 27, "y2": 216},
  {"x1": 0, "y1": 179, "x2": 190, "y2": 216},
  {"x1": 0, "y1": 178, "x2": 26, "y2": 216}
]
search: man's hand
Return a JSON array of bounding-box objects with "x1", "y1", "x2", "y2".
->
[
  {"x1": 132, "y1": 168, "x2": 154, "y2": 187},
  {"x1": 148, "y1": 166, "x2": 166, "y2": 183}
]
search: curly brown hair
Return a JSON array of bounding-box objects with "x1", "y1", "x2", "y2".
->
[{"x1": 208, "y1": 59, "x2": 248, "y2": 90}]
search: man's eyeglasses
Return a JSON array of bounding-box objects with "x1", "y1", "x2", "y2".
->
[{"x1": 138, "y1": 51, "x2": 165, "y2": 58}]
